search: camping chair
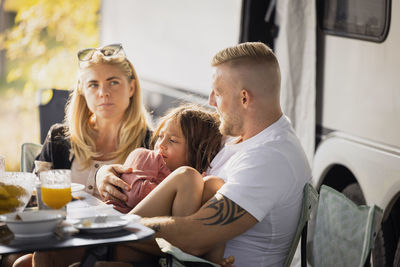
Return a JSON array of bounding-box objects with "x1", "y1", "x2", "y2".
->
[
  {"x1": 157, "y1": 183, "x2": 318, "y2": 267},
  {"x1": 20, "y1": 143, "x2": 43, "y2": 172},
  {"x1": 38, "y1": 88, "x2": 70, "y2": 144},
  {"x1": 283, "y1": 183, "x2": 319, "y2": 267},
  {"x1": 311, "y1": 185, "x2": 383, "y2": 267}
]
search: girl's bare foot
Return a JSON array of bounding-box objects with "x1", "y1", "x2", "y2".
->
[{"x1": 220, "y1": 255, "x2": 235, "y2": 267}]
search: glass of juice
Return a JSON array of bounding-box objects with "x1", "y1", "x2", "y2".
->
[{"x1": 40, "y1": 170, "x2": 71, "y2": 209}]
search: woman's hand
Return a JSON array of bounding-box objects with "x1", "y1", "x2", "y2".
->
[{"x1": 96, "y1": 164, "x2": 132, "y2": 202}]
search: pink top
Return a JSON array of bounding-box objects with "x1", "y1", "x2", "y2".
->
[{"x1": 112, "y1": 148, "x2": 171, "y2": 213}]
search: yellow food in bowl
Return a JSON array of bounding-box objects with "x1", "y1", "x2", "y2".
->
[{"x1": 0, "y1": 182, "x2": 28, "y2": 215}]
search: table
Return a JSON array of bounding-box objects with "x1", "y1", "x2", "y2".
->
[{"x1": 0, "y1": 191, "x2": 155, "y2": 256}]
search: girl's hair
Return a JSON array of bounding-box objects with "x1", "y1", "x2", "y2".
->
[
  {"x1": 152, "y1": 104, "x2": 222, "y2": 173},
  {"x1": 65, "y1": 51, "x2": 149, "y2": 167}
]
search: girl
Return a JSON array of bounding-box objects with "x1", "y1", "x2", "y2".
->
[
  {"x1": 109, "y1": 104, "x2": 232, "y2": 266},
  {"x1": 110, "y1": 104, "x2": 224, "y2": 214}
]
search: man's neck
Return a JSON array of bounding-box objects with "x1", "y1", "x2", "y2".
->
[{"x1": 240, "y1": 111, "x2": 283, "y2": 142}]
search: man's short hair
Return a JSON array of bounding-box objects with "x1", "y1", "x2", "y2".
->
[{"x1": 211, "y1": 42, "x2": 278, "y2": 67}]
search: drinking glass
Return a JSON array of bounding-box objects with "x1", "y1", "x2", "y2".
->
[
  {"x1": 0, "y1": 172, "x2": 36, "y2": 214},
  {"x1": 40, "y1": 170, "x2": 71, "y2": 209}
]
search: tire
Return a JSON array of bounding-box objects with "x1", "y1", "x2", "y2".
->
[
  {"x1": 373, "y1": 211, "x2": 400, "y2": 267},
  {"x1": 373, "y1": 229, "x2": 388, "y2": 267},
  {"x1": 341, "y1": 183, "x2": 366, "y2": 205}
]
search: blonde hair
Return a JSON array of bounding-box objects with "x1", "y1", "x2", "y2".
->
[
  {"x1": 212, "y1": 42, "x2": 281, "y2": 98},
  {"x1": 151, "y1": 104, "x2": 222, "y2": 174},
  {"x1": 212, "y1": 42, "x2": 279, "y2": 68},
  {"x1": 65, "y1": 51, "x2": 149, "y2": 168}
]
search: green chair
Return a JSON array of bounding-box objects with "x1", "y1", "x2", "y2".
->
[
  {"x1": 20, "y1": 143, "x2": 43, "y2": 172},
  {"x1": 311, "y1": 185, "x2": 383, "y2": 267},
  {"x1": 283, "y1": 183, "x2": 319, "y2": 267}
]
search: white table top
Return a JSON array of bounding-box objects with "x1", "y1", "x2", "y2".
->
[{"x1": 67, "y1": 190, "x2": 122, "y2": 219}]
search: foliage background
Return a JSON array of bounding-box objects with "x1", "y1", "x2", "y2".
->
[{"x1": 0, "y1": 0, "x2": 99, "y2": 170}]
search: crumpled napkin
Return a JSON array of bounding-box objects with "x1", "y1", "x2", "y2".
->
[{"x1": 54, "y1": 220, "x2": 79, "y2": 239}]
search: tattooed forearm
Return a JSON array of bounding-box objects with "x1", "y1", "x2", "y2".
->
[{"x1": 196, "y1": 196, "x2": 246, "y2": 225}]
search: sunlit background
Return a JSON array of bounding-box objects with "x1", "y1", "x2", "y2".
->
[{"x1": 0, "y1": 0, "x2": 99, "y2": 170}]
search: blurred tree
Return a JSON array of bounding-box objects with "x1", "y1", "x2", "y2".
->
[
  {"x1": 0, "y1": 0, "x2": 7, "y2": 79},
  {"x1": 0, "y1": 0, "x2": 99, "y2": 171},
  {"x1": 1, "y1": 0, "x2": 99, "y2": 92}
]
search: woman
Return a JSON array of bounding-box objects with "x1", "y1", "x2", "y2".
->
[
  {"x1": 11, "y1": 43, "x2": 151, "y2": 267},
  {"x1": 35, "y1": 43, "x2": 151, "y2": 198}
]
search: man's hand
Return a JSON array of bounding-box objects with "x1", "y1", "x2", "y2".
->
[{"x1": 96, "y1": 164, "x2": 132, "y2": 202}]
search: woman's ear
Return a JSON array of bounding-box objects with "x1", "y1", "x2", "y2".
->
[{"x1": 129, "y1": 79, "x2": 136, "y2": 97}]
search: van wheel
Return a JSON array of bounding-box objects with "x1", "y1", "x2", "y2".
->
[
  {"x1": 373, "y1": 229, "x2": 388, "y2": 266},
  {"x1": 341, "y1": 183, "x2": 366, "y2": 205},
  {"x1": 373, "y1": 211, "x2": 399, "y2": 267}
]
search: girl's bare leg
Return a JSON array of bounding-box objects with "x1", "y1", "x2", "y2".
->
[
  {"x1": 131, "y1": 167, "x2": 204, "y2": 217},
  {"x1": 116, "y1": 173, "x2": 226, "y2": 264},
  {"x1": 201, "y1": 176, "x2": 225, "y2": 204},
  {"x1": 115, "y1": 167, "x2": 204, "y2": 263}
]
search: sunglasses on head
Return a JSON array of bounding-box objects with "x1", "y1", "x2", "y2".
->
[{"x1": 77, "y1": 43, "x2": 125, "y2": 61}]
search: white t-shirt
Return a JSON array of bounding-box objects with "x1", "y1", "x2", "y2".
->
[{"x1": 207, "y1": 115, "x2": 311, "y2": 267}]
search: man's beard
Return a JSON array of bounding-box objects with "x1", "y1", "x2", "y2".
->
[{"x1": 219, "y1": 111, "x2": 243, "y2": 137}]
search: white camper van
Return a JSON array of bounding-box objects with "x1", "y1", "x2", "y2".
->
[
  {"x1": 100, "y1": 0, "x2": 400, "y2": 265},
  {"x1": 313, "y1": 0, "x2": 400, "y2": 265}
]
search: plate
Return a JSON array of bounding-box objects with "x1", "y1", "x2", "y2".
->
[
  {"x1": 72, "y1": 214, "x2": 140, "y2": 234},
  {"x1": 71, "y1": 183, "x2": 85, "y2": 192}
]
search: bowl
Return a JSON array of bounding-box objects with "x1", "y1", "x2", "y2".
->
[
  {"x1": 0, "y1": 172, "x2": 36, "y2": 215},
  {"x1": 0, "y1": 210, "x2": 63, "y2": 238}
]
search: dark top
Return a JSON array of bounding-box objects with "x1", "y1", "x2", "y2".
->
[{"x1": 36, "y1": 123, "x2": 152, "y2": 169}]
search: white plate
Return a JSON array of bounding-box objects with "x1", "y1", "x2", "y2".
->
[
  {"x1": 71, "y1": 183, "x2": 85, "y2": 192},
  {"x1": 73, "y1": 214, "x2": 140, "y2": 234},
  {"x1": 0, "y1": 210, "x2": 63, "y2": 238}
]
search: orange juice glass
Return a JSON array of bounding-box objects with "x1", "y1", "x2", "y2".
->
[{"x1": 40, "y1": 170, "x2": 71, "y2": 209}]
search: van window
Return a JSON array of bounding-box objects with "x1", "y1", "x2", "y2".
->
[{"x1": 318, "y1": 0, "x2": 391, "y2": 42}]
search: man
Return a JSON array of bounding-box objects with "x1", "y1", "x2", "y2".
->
[{"x1": 96, "y1": 42, "x2": 311, "y2": 266}]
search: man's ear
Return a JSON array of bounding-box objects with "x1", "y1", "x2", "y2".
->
[
  {"x1": 129, "y1": 79, "x2": 136, "y2": 97},
  {"x1": 240, "y1": 89, "x2": 250, "y2": 108}
]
